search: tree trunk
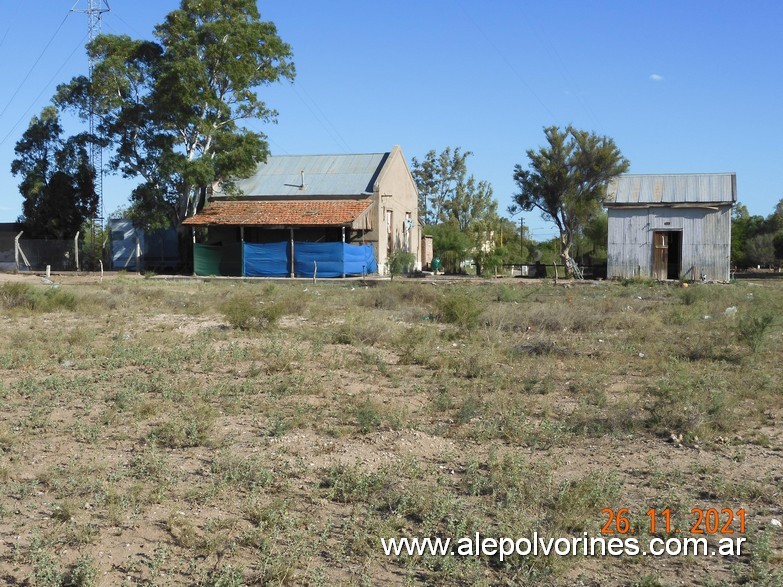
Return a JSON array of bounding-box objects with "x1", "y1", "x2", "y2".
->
[{"x1": 560, "y1": 231, "x2": 574, "y2": 278}]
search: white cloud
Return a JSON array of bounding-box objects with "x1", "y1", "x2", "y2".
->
[{"x1": 649, "y1": 74, "x2": 664, "y2": 82}]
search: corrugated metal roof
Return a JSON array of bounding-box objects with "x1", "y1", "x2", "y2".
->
[
  {"x1": 606, "y1": 173, "x2": 737, "y2": 205},
  {"x1": 218, "y1": 153, "x2": 390, "y2": 197},
  {"x1": 182, "y1": 199, "x2": 373, "y2": 227}
]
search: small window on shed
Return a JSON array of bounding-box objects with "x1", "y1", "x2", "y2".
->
[{"x1": 111, "y1": 231, "x2": 126, "y2": 241}]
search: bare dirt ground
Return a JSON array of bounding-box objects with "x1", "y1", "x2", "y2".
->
[{"x1": 0, "y1": 271, "x2": 781, "y2": 586}]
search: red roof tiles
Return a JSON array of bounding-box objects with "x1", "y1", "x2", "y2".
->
[{"x1": 182, "y1": 199, "x2": 373, "y2": 227}]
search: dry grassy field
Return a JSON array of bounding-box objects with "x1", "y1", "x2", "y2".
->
[{"x1": 0, "y1": 272, "x2": 781, "y2": 586}]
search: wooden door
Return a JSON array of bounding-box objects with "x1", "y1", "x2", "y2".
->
[{"x1": 653, "y1": 231, "x2": 669, "y2": 280}]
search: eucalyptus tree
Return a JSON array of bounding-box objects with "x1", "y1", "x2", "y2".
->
[{"x1": 56, "y1": 0, "x2": 295, "y2": 229}]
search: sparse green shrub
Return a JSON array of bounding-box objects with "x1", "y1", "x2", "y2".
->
[
  {"x1": 30, "y1": 538, "x2": 62, "y2": 587},
  {"x1": 220, "y1": 294, "x2": 284, "y2": 330},
  {"x1": 387, "y1": 250, "x2": 416, "y2": 278},
  {"x1": 435, "y1": 292, "x2": 482, "y2": 329},
  {"x1": 354, "y1": 397, "x2": 382, "y2": 433},
  {"x1": 332, "y1": 315, "x2": 386, "y2": 346},
  {"x1": 199, "y1": 564, "x2": 245, "y2": 587},
  {"x1": 737, "y1": 312, "x2": 774, "y2": 353},
  {"x1": 149, "y1": 405, "x2": 216, "y2": 448},
  {"x1": 0, "y1": 282, "x2": 77, "y2": 312},
  {"x1": 210, "y1": 451, "x2": 274, "y2": 491},
  {"x1": 0, "y1": 282, "x2": 33, "y2": 308},
  {"x1": 646, "y1": 369, "x2": 739, "y2": 440},
  {"x1": 68, "y1": 556, "x2": 99, "y2": 587},
  {"x1": 320, "y1": 464, "x2": 386, "y2": 504}
]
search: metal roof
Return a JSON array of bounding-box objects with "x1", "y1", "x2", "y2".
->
[
  {"x1": 217, "y1": 153, "x2": 390, "y2": 197},
  {"x1": 606, "y1": 173, "x2": 737, "y2": 205}
]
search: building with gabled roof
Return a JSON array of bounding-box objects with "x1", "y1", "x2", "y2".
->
[
  {"x1": 605, "y1": 173, "x2": 737, "y2": 281},
  {"x1": 183, "y1": 146, "x2": 420, "y2": 276}
]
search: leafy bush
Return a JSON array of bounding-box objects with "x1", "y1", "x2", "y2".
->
[
  {"x1": 435, "y1": 292, "x2": 482, "y2": 329},
  {"x1": 738, "y1": 312, "x2": 774, "y2": 353},
  {"x1": 149, "y1": 405, "x2": 216, "y2": 448},
  {"x1": 0, "y1": 282, "x2": 77, "y2": 312},
  {"x1": 220, "y1": 294, "x2": 284, "y2": 330},
  {"x1": 387, "y1": 250, "x2": 416, "y2": 278}
]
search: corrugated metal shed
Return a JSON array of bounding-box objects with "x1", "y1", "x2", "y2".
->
[
  {"x1": 606, "y1": 173, "x2": 737, "y2": 205},
  {"x1": 218, "y1": 153, "x2": 390, "y2": 197}
]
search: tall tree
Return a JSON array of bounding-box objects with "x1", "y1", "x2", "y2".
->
[
  {"x1": 412, "y1": 147, "x2": 502, "y2": 273},
  {"x1": 411, "y1": 147, "x2": 471, "y2": 226},
  {"x1": 56, "y1": 0, "x2": 295, "y2": 230},
  {"x1": 512, "y1": 126, "x2": 629, "y2": 276},
  {"x1": 11, "y1": 107, "x2": 97, "y2": 239},
  {"x1": 731, "y1": 204, "x2": 767, "y2": 266}
]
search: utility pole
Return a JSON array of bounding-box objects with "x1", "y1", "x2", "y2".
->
[
  {"x1": 520, "y1": 215, "x2": 524, "y2": 260},
  {"x1": 71, "y1": 1, "x2": 110, "y2": 267}
]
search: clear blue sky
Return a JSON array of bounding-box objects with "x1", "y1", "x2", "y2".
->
[{"x1": 1, "y1": 1, "x2": 782, "y2": 241}]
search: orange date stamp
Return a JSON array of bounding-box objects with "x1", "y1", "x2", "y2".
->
[{"x1": 601, "y1": 508, "x2": 746, "y2": 535}]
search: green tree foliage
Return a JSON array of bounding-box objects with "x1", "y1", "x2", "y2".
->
[
  {"x1": 412, "y1": 147, "x2": 502, "y2": 273},
  {"x1": 731, "y1": 201, "x2": 783, "y2": 267},
  {"x1": 512, "y1": 126, "x2": 629, "y2": 276},
  {"x1": 11, "y1": 107, "x2": 97, "y2": 239},
  {"x1": 731, "y1": 204, "x2": 765, "y2": 266},
  {"x1": 56, "y1": 0, "x2": 295, "y2": 230},
  {"x1": 412, "y1": 147, "x2": 471, "y2": 226},
  {"x1": 744, "y1": 233, "x2": 776, "y2": 267},
  {"x1": 574, "y1": 211, "x2": 608, "y2": 263},
  {"x1": 424, "y1": 223, "x2": 473, "y2": 274}
]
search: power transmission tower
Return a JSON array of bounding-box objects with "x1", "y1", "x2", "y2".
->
[
  {"x1": 71, "y1": 1, "x2": 109, "y2": 223},
  {"x1": 71, "y1": 1, "x2": 110, "y2": 269}
]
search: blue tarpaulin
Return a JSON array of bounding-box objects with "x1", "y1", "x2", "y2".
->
[
  {"x1": 343, "y1": 243, "x2": 377, "y2": 275},
  {"x1": 293, "y1": 242, "x2": 344, "y2": 277},
  {"x1": 243, "y1": 242, "x2": 290, "y2": 277},
  {"x1": 238, "y1": 241, "x2": 376, "y2": 277}
]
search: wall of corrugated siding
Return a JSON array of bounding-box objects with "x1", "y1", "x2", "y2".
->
[{"x1": 607, "y1": 206, "x2": 731, "y2": 281}]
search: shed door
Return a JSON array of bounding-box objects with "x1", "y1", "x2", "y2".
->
[{"x1": 653, "y1": 231, "x2": 669, "y2": 280}]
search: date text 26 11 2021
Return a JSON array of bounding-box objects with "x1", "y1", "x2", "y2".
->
[{"x1": 601, "y1": 508, "x2": 746, "y2": 535}]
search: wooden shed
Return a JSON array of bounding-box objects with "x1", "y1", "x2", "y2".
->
[{"x1": 605, "y1": 173, "x2": 737, "y2": 281}]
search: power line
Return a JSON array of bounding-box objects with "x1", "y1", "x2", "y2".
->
[
  {"x1": 0, "y1": 0, "x2": 24, "y2": 50},
  {"x1": 0, "y1": 10, "x2": 72, "y2": 122},
  {"x1": 0, "y1": 34, "x2": 88, "y2": 148},
  {"x1": 289, "y1": 82, "x2": 353, "y2": 154},
  {"x1": 457, "y1": 1, "x2": 558, "y2": 121}
]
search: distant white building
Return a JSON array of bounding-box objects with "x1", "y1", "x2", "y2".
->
[{"x1": 605, "y1": 173, "x2": 737, "y2": 281}]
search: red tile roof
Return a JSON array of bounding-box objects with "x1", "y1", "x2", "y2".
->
[{"x1": 182, "y1": 199, "x2": 373, "y2": 227}]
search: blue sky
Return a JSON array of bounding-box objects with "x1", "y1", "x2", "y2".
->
[{"x1": 1, "y1": 1, "x2": 782, "y2": 241}]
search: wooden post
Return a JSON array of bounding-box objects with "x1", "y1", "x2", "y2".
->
[
  {"x1": 191, "y1": 227, "x2": 196, "y2": 277},
  {"x1": 14, "y1": 231, "x2": 21, "y2": 271},
  {"x1": 289, "y1": 228, "x2": 294, "y2": 278},
  {"x1": 14, "y1": 232, "x2": 31, "y2": 271},
  {"x1": 74, "y1": 231, "x2": 80, "y2": 272},
  {"x1": 135, "y1": 236, "x2": 142, "y2": 274},
  {"x1": 240, "y1": 226, "x2": 245, "y2": 277}
]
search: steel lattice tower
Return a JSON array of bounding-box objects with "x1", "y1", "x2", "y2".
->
[{"x1": 72, "y1": 1, "x2": 110, "y2": 223}]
